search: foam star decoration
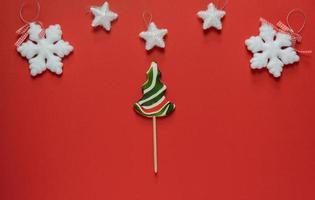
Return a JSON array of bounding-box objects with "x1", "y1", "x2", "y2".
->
[
  {"x1": 90, "y1": 1, "x2": 118, "y2": 31},
  {"x1": 139, "y1": 22, "x2": 168, "y2": 51},
  {"x1": 197, "y1": 3, "x2": 226, "y2": 30}
]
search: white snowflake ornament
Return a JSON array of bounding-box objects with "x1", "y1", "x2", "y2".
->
[
  {"x1": 17, "y1": 23, "x2": 73, "y2": 76},
  {"x1": 139, "y1": 22, "x2": 168, "y2": 51},
  {"x1": 197, "y1": 3, "x2": 226, "y2": 30},
  {"x1": 90, "y1": 1, "x2": 118, "y2": 31},
  {"x1": 245, "y1": 20, "x2": 300, "y2": 77}
]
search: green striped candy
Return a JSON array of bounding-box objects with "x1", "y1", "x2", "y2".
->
[{"x1": 134, "y1": 62, "x2": 175, "y2": 118}]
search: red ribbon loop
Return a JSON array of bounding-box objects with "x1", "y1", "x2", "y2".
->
[
  {"x1": 15, "y1": 22, "x2": 45, "y2": 47},
  {"x1": 276, "y1": 21, "x2": 302, "y2": 45},
  {"x1": 15, "y1": 23, "x2": 30, "y2": 47},
  {"x1": 259, "y1": 18, "x2": 311, "y2": 54}
]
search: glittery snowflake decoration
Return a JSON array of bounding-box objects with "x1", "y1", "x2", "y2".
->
[
  {"x1": 17, "y1": 23, "x2": 73, "y2": 76},
  {"x1": 245, "y1": 20, "x2": 299, "y2": 77}
]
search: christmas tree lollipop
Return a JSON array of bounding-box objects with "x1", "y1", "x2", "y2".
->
[{"x1": 134, "y1": 62, "x2": 175, "y2": 174}]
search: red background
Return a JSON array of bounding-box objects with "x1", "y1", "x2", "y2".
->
[{"x1": 1, "y1": 0, "x2": 315, "y2": 200}]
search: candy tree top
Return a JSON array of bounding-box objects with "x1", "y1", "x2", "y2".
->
[{"x1": 134, "y1": 62, "x2": 175, "y2": 118}]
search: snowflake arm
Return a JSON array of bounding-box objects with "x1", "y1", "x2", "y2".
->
[
  {"x1": 46, "y1": 55, "x2": 63, "y2": 75},
  {"x1": 28, "y1": 23, "x2": 42, "y2": 42},
  {"x1": 17, "y1": 41, "x2": 39, "y2": 59},
  {"x1": 45, "y1": 25, "x2": 62, "y2": 43},
  {"x1": 29, "y1": 56, "x2": 46, "y2": 76},
  {"x1": 279, "y1": 47, "x2": 299, "y2": 65},
  {"x1": 275, "y1": 32, "x2": 292, "y2": 47},
  {"x1": 267, "y1": 57, "x2": 284, "y2": 77},
  {"x1": 45, "y1": 40, "x2": 73, "y2": 75},
  {"x1": 259, "y1": 23, "x2": 276, "y2": 42},
  {"x1": 250, "y1": 52, "x2": 268, "y2": 69},
  {"x1": 52, "y1": 40, "x2": 74, "y2": 57},
  {"x1": 17, "y1": 23, "x2": 42, "y2": 59},
  {"x1": 245, "y1": 36, "x2": 264, "y2": 53}
]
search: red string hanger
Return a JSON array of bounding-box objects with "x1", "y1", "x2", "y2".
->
[
  {"x1": 19, "y1": 1, "x2": 40, "y2": 24},
  {"x1": 216, "y1": 0, "x2": 229, "y2": 10},
  {"x1": 286, "y1": 9, "x2": 306, "y2": 33},
  {"x1": 15, "y1": 1, "x2": 44, "y2": 46},
  {"x1": 202, "y1": 0, "x2": 229, "y2": 9},
  {"x1": 279, "y1": 9, "x2": 305, "y2": 45},
  {"x1": 142, "y1": 11, "x2": 153, "y2": 27}
]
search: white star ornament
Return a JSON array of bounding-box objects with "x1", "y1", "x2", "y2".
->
[
  {"x1": 90, "y1": 1, "x2": 118, "y2": 31},
  {"x1": 197, "y1": 3, "x2": 226, "y2": 30},
  {"x1": 139, "y1": 22, "x2": 168, "y2": 51}
]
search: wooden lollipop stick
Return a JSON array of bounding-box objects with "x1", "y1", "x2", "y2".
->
[{"x1": 152, "y1": 116, "x2": 158, "y2": 174}]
